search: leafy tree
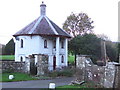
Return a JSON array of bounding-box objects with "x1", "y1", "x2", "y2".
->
[
  {"x1": 2, "y1": 45, "x2": 5, "y2": 55},
  {"x1": 117, "y1": 42, "x2": 120, "y2": 61},
  {"x1": 97, "y1": 34, "x2": 118, "y2": 62},
  {"x1": 0, "y1": 44, "x2": 5, "y2": 55},
  {"x1": 4, "y1": 38, "x2": 15, "y2": 55},
  {"x1": 69, "y1": 34, "x2": 101, "y2": 65},
  {"x1": 118, "y1": 43, "x2": 120, "y2": 54},
  {"x1": 105, "y1": 41, "x2": 118, "y2": 62},
  {"x1": 63, "y1": 12, "x2": 94, "y2": 37}
]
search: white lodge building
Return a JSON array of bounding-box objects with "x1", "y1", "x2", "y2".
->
[{"x1": 13, "y1": 2, "x2": 71, "y2": 71}]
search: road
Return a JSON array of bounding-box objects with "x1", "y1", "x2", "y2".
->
[{"x1": 1, "y1": 77, "x2": 75, "y2": 89}]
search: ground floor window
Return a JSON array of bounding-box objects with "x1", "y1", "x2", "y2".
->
[
  {"x1": 61, "y1": 55, "x2": 64, "y2": 63},
  {"x1": 20, "y1": 56, "x2": 23, "y2": 62}
]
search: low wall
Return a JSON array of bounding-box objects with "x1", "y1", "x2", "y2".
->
[
  {"x1": 0, "y1": 61, "x2": 25, "y2": 73},
  {"x1": 113, "y1": 64, "x2": 120, "y2": 88},
  {"x1": 76, "y1": 56, "x2": 119, "y2": 88}
]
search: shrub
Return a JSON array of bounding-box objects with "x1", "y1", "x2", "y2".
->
[
  {"x1": 57, "y1": 69, "x2": 73, "y2": 77},
  {"x1": 48, "y1": 71, "x2": 58, "y2": 77},
  {"x1": 48, "y1": 67, "x2": 75, "y2": 77}
]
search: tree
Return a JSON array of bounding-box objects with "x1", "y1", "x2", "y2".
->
[
  {"x1": 105, "y1": 41, "x2": 118, "y2": 62},
  {"x1": 69, "y1": 34, "x2": 101, "y2": 65},
  {"x1": 118, "y1": 42, "x2": 120, "y2": 62},
  {"x1": 63, "y1": 12, "x2": 94, "y2": 37},
  {"x1": 118, "y1": 43, "x2": 120, "y2": 54},
  {"x1": 4, "y1": 38, "x2": 15, "y2": 55},
  {"x1": 97, "y1": 34, "x2": 118, "y2": 62}
]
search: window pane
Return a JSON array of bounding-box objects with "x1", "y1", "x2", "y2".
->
[
  {"x1": 61, "y1": 55, "x2": 64, "y2": 63},
  {"x1": 21, "y1": 39, "x2": 23, "y2": 48},
  {"x1": 44, "y1": 40, "x2": 47, "y2": 48},
  {"x1": 61, "y1": 41, "x2": 64, "y2": 48}
]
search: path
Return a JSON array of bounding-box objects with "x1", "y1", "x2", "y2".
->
[{"x1": 1, "y1": 77, "x2": 75, "y2": 89}]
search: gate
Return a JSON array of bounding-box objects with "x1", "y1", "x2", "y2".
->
[{"x1": 30, "y1": 55, "x2": 37, "y2": 75}]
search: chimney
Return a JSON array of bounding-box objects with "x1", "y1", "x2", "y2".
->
[{"x1": 40, "y1": 1, "x2": 46, "y2": 16}]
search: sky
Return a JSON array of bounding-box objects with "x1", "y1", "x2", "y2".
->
[{"x1": 0, "y1": 0, "x2": 119, "y2": 45}]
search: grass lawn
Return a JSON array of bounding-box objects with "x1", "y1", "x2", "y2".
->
[
  {"x1": 56, "y1": 84, "x2": 100, "y2": 89},
  {"x1": 0, "y1": 55, "x2": 15, "y2": 60},
  {"x1": 56, "y1": 83, "x2": 103, "y2": 89},
  {"x1": 68, "y1": 54, "x2": 75, "y2": 63},
  {"x1": 0, "y1": 54, "x2": 74, "y2": 61},
  {"x1": 0, "y1": 72, "x2": 37, "y2": 82},
  {"x1": 56, "y1": 85, "x2": 85, "y2": 88}
]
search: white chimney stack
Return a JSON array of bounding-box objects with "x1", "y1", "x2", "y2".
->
[{"x1": 40, "y1": 1, "x2": 46, "y2": 16}]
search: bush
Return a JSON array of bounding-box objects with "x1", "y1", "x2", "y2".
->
[
  {"x1": 48, "y1": 67, "x2": 75, "y2": 77},
  {"x1": 48, "y1": 71, "x2": 58, "y2": 77},
  {"x1": 58, "y1": 69, "x2": 74, "y2": 77}
]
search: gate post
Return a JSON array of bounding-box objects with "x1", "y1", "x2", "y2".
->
[
  {"x1": 37, "y1": 55, "x2": 44, "y2": 75},
  {"x1": 113, "y1": 64, "x2": 120, "y2": 89}
]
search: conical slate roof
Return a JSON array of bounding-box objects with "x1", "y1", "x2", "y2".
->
[{"x1": 13, "y1": 16, "x2": 71, "y2": 38}]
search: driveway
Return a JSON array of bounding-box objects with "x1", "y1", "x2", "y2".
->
[{"x1": 1, "y1": 77, "x2": 75, "y2": 89}]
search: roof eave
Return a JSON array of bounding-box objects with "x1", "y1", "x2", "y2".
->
[{"x1": 13, "y1": 34, "x2": 71, "y2": 38}]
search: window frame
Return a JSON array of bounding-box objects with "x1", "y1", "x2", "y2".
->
[
  {"x1": 61, "y1": 41, "x2": 64, "y2": 49},
  {"x1": 53, "y1": 40, "x2": 56, "y2": 48},
  {"x1": 61, "y1": 55, "x2": 64, "y2": 63},
  {"x1": 21, "y1": 39, "x2": 23, "y2": 48},
  {"x1": 20, "y1": 56, "x2": 23, "y2": 62},
  {"x1": 44, "y1": 40, "x2": 47, "y2": 48}
]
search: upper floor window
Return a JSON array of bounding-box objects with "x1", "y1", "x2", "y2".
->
[
  {"x1": 61, "y1": 55, "x2": 64, "y2": 63},
  {"x1": 53, "y1": 40, "x2": 56, "y2": 48},
  {"x1": 21, "y1": 39, "x2": 23, "y2": 48},
  {"x1": 44, "y1": 40, "x2": 47, "y2": 48},
  {"x1": 61, "y1": 41, "x2": 64, "y2": 48}
]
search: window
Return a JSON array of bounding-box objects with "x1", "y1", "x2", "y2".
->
[
  {"x1": 61, "y1": 41, "x2": 64, "y2": 48},
  {"x1": 53, "y1": 40, "x2": 56, "y2": 48},
  {"x1": 20, "y1": 56, "x2": 23, "y2": 62},
  {"x1": 61, "y1": 55, "x2": 64, "y2": 63},
  {"x1": 21, "y1": 39, "x2": 23, "y2": 48},
  {"x1": 44, "y1": 40, "x2": 47, "y2": 48}
]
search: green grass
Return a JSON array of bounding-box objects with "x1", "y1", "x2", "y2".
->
[
  {"x1": 0, "y1": 55, "x2": 15, "y2": 60},
  {"x1": 68, "y1": 55, "x2": 75, "y2": 63},
  {"x1": 0, "y1": 72, "x2": 37, "y2": 82},
  {"x1": 56, "y1": 85, "x2": 85, "y2": 88},
  {"x1": 56, "y1": 83, "x2": 103, "y2": 89},
  {"x1": 1, "y1": 54, "x2": 74, "y2": 61}
]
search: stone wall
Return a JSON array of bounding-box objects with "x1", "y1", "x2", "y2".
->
[
  {"x1": 113, "y1": 64, "x2": 120, "y2": 88},
  {"x1": 0, "y1": 60, "x2": 25, "y2": 73},
  {"x1": 37, "y1": 54, "x2": 48, "y2": 75},
  {"x1": 76, "y1": 55, "x2": 119, "y2": 88}
]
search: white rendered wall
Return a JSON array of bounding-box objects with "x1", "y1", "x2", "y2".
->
[{"x1": 14, "y1": 35, "x2": 68, "y2": 70}]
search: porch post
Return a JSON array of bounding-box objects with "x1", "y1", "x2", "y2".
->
[
  {"x1": 65, "y1": 38, "x2": 68, "y2": 66},
  {"x1": 56, "y1": 37, "x2": 60, "y2": 68}
]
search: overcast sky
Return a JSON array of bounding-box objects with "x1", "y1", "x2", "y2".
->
[{"x1": 0, "y1": 0, "x2": 119, "y2": 44}]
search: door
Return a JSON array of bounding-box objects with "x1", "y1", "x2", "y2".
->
[
  {"x1": 30, "y1": 57, "x2": 37, "y2": 75},
  {"x1": 53, "y1": 55, "x2": 56, "y2": 70}
]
